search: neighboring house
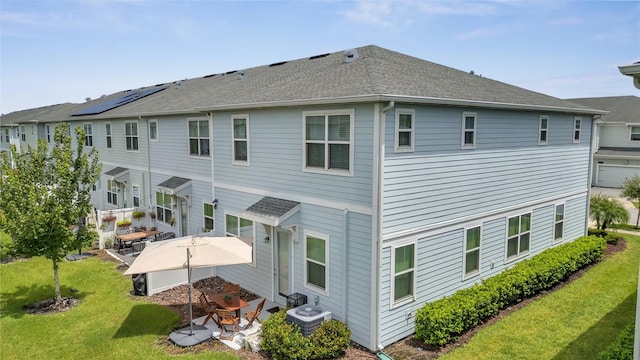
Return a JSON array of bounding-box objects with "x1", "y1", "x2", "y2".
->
[
  {"x1": 0, "y1": 45, "x2": 606, "y2": 350},
  {"x1": 569, "y1": 96, "x2": 640, "y2": 188}
]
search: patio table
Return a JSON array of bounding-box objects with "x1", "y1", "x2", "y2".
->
[
  {"x1": 116, "y1": 230, "x2": 162, "y2": 253},
  {"x1": 209, "y1": 293, "x2": 249, "y2": 318}
]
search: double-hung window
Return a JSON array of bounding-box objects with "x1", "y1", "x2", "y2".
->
[
  {"x1": 155, "y1": 192, "x2": 173, "y2": 224},
  {"x1": 149, "y1": 120, "x2": 158, "y2": 141},
  {"x1": 304, "y1": 109, "x2": 354, "y2": 175},
  {"x1": 630, "y1": 126, "x2": 640, "y2": 141},
  {"x1": 232, "y1": 115, "x2": 249, "y2": 164},
  {"x1": 4, "y1": 128, "x2": 9, "y2": 143},
  {"x1": 20, "y1": 126, "x2": 25, "y2": 141},
  {"x1": 105, "y1": 123, "x2": 112, "y2": 149},
  {"x1": 539, "y1": 116, "x2": 548, "y2": 145},
  {"x1": 107, "y1": 180, "x2": 118, "y2": 206},
  {"x1": 395, "y1": 109, "x2": 415, "y2": 152},
  {"x1": 393, "y1": 243, "x2": 415, "y2": 303},
  {"x1": 84, "y1": 123, "x2": 93, "y2": 147},
  {"x1": 226, "y1": 214, "x2": 254, "y2": 263},
  {"x1": 203, "y1": 203, "x2": 215, "y2": 232},
  {"x1": 461, "y1": 112, "x2": 476, "y2": 149},
  {"x1": 46, "y1": 125, "x2": 51, "y2": 143},
  {"x1": 573, "y1": 117, "x2": 581, "y2": 143},
  {"x1": 188, "y1": 119, "x2": 210, "y2": 156},
  {"x1": 132, "y1": 185, "x2": 140, "y2": 207},
  {"x1": 506, "y1": 213, "x2": 531, "y2": 259},
  {"x1": 305, "y1": 233, "x2": 328, "y2": 293},
  {"x1": 464, "y1": 226, "x2": 481, "y2": 278},
  {"x1": 554, "y1": 204, "x2": 564, "y2": 242},
  {"x1": 125, "y1": 122, "x2": 139, "y2": 151}
]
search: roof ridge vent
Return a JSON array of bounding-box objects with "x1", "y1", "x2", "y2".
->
[{"x1": 343, "y1": 48, "x2": 359, "y2": 63}]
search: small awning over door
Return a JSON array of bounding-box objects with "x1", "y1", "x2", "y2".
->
[
  {"x1": 104, "y1": 167, "x2": 129, "y2": 183},
  {"x1": 157, "y1": 176, "x2": 191, "y2": 196},
  {"x1": 242, "y1": 196, "x2": 300, "y2": 226}
]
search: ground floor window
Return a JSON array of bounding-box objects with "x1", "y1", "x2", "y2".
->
[
  {"x1": 507, "y1": 213, "x2": 531, "y2": 259},
  {"x1": 305, "y1": 233, "x2": 327, "y2": 292},
  {"x1": 155, "y1": 192, "x2": 173, "y2": 225},
  {"x1": 393, "y1": 243, "x2": 415, "y2": 302},
  {"x1": 464, "y1": 226, "x2": 481, "y2": 277},
  {"x1": 554, "y1": 204, "x2": 564, "y2": 242},
  {"x1": 107, "y1": 180, "x2": 117, "y2": 206}
]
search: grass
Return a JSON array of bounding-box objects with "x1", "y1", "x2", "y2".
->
[
  {"x1": 0, "y1": 254, "x2": 239, "y2": 360},
  {"x1": 610, "y1": 223, "x2": 640, "y2": 232},
  {"x1": 440, "y1": 234, "x2": 639, "y2": 360}
]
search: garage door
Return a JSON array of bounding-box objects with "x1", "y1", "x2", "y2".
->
[{"x1": 596, "y1": 164, "x2": 640, "y2": 188}]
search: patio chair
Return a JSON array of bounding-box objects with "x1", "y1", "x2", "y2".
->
[
  {"x1": 198, "y1": 293, "x2": 218, "y2": 326},
  {"x1": 215, "y1": 309, "x2": 240, "y2": 340},
  {"x1": 224, "y1": 283, "x2": 240, "y2": 296},
  {"x1": 243, "y1": 298, "x2": 265, "y2": 329}
]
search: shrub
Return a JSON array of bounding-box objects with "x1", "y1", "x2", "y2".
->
[
  {"x1": 588, "y1": 228, "x2": 607, "y2": 238},
  {"x1": 415, "y1": 235, "x2": 606, "y2": 346},
  {"x1": 260, "y1": 310, "x2": 351, "y2": 360},
  {"x1": 604, "y1": 233, "x2": 623, "y2": 245},
  {"x1": 596, "y1": 323, "x2": 635, "y2": 360}
]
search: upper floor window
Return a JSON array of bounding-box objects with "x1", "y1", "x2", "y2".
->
[
  {"x1": 461, "y1": 112, "x2": 476, "y2": 149},
  {"x1": 125, "y1": 122, "x2": 138, "y2": 151},
  {"x1": 305, "y1": 233, "x2": 328, "y2": 293},
  {"x1": 83, "y1": 123, "x2": 93, "y2": 147},
  {"x1": 554, "y1": 204, "x2": 564, "y2": 242},
  {"x1": 506, "y1": 213, "x2": 531, "y2": 260},
  {"x1": 46, "y1": 125, "x2": 51, "y2": 143},
  {"x1": 630, "y1": 126, "x2": 640, "y2": 141},
  {"x1": 188, "y1": 119, "x2": 210, "y2": 156},
  {"x1": 395, "y1": 109, "x2": 415, "y2": 153},
  {"x1": 393, "y1": 243, "x2": 415, "y2": 304},
  {"x1": 107, "y1": 180, "x2": 117, "y2": 206},
  {"x1": 232, "y1": 115, "x2": 249, "y2": 164},
  {"x1": 464, "y1": 226, "x2": 481, "y2": 278},
  {"x1": 105, "y1": 123, "x2": 112, "y2": 149},
  {"x1": 573, "y1": 117, "x2": 581, "y2": 143},
  {"x1": 203, "y1": 203, "x2": 215, "y2": 232},
  {"x1": 539, "y1": 116, "x2": 548, "y2": 145},
  {"x1": 155, "y1": 191, "x2": 173, "y2": 224},
  {"x1": 149, "y1": 120, "x2": 158, "y2": 141},
  {"x1": 132, "y1": 185, "x2": 140, "y2": 207},
  {"x1": 303, "y1": 109, "x2": 354, "y2": 175}
]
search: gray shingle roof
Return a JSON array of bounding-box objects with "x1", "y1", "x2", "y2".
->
[
  {"x1": 104, "y1": 167, "x2": 129, "y2": 177},
  {"x1": 157, "y1": 176, "x2": 191, "y2": 190},
  {"x1": 567, "y1": 96, "x2": 640, "y2": 123},
  {"x1": 3, "y1": 45, "x2": 607, "y2": 123},
  {"x1": 245, "y1": 196, "x2": 300, "y2": 219}
]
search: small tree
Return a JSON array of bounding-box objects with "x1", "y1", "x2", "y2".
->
[
  {"x1": 0, "y1": 125, "x2": 101, "y2": 304},
  {"x1": 621, "y1": 175, "x2": 640, "y2": 228},
  {"x1": 589, "y1": 194, "x2": 629, "y2": 231}
]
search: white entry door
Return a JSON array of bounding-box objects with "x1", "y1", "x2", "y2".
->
[{"x1": 276, "y1": 229, "x2": 291, "y2": 299}]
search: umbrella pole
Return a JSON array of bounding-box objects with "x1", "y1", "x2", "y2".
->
[{"x1": 187, "y1": 247, "x2": 194, "y2": 336}]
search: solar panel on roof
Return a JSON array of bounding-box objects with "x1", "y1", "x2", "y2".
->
[{"x1": 71, "y1": 85, "x2": 167, "y2": 116}]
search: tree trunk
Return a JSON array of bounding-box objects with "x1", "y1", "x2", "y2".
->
[
  {"x1": 53, "y1": 258, "x2": 62, "y2": 304},
  {"x1": 636, "y1": 208, "x2": 639, "y2": 229}
]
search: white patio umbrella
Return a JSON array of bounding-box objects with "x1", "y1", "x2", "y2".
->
[{"x1": 123, "y1": 235, "x2": 253, "y2": 346}]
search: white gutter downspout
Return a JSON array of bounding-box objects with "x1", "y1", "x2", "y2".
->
[
  {"x1": 585, "y1": 114, "x2": 599, "y2": 235},
  {"x1": 208, "y1": 112, "x2": 216, "y2": 208},
  {"x1": 342, "y1": 208, "x2": 349, "y2": 324},
  {"x1": 373, "y1": 101, "x2": 394, "y2": 350},
  {"x1": 141, "y1": 116, "x2": 152, "y2": 209}
]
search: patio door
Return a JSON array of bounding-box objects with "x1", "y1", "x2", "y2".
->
[{"x1": 276, "y1": 229, "x2": 291, "y2": 298}]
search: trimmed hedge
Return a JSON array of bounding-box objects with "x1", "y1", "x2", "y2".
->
[
  {"x1": 596, "y1": 323, "x2": 635, "y2": 360},
  {"x1": 260, "y1": 310, "x2": 351, "y2": 360},
  {"x1": 415, "y1": 235, "x2": 606, "y2": 346}
]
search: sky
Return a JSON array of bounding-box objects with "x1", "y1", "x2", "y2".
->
[{"x1": 1, "y1": 0, "x2": 638, "y2": 115}]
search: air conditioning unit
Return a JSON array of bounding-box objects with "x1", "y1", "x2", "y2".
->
[{"x1": 286, "y1": 305, "x2": 331, "y2": 337}]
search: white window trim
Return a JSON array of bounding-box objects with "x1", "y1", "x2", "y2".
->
[
  {"x1": 203, "y1": 201, "x2": 215, "y2": 232},
  {"x1": 187, "y1": 117, "x2": 211, "y2": 158},
  {"x1": 46, "y1": 125, "x2": 51, "y2": 143},
  {"x1": 132, "y1": 184, "x2": 141, "y2": 207},
  {"x1": 232, "y1": 114, "x2": 250, "y2": 166},
  {"x1": 462, "y1": 225, "x2": 482, "y2": 280},
  {"x1": 107, "y1": 180, "x2": 118, "y2": 206},
  {"x1": 302, "y1": 109, "x2": 355, "y2": 177},
  {"x1": 553, "y1": 203, "x2": 565, "y2": 243},
  {"x1": 538, "y1": 115, "x2": 549, "y2": 145},
  {"x1": 149, "y1": 119, "x2": 158, "y2": 142},
  {"x1": 105, "y1": 122, "x2": 112, "y2": 149},
  {"x1": 629, "y1": 125, "x2": 640, "y2": 142},
  {"x1": 224, "y1": 212, "x2": 256, "y2": 267},
  {"x1": 124, "y1": 121, "x2": 139, "y2": 152},
  {"x1": 461, "y1": 112, "x2": 477, "y2": 149},
  {"x1": 83, "y1": 123, "x2": 93, "y2": 147},
  {"x1": 303, "y1": 230, "x2": 329, "y2": 296},
  {"x1": 155, "y1": 191, "x2": 173, "y2": 225},
  {"x1": 573, "y1": 117, "x2": 581, "y2": 143},
  {"x1": 390, "y1": 241, "x2": 416, "y2": 308},
  {"x1": 394, "y1": 108, "x2": 415, "y2": 153},
  {"x1": 504, "y1": 212, "x2": 531, "y2": 262}
]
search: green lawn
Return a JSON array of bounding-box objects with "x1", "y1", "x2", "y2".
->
[
  {"x1": 0, "y1": 255, "x2": 238, "y2": 360},
  {"x1": 441, "y1": 234, "x2": 639, "y2": 360}
]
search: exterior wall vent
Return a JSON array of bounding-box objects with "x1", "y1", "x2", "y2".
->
[{"x1": 343, "y1": 48, "x2": 359, "y2": 63}]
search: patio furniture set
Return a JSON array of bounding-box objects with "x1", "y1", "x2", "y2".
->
[
  {"x1": 115, "y1": 229, "x2": 175, "y2": 255},
  {"x1": 198, "y1": 283, "x2": 266, "y2": 340}
]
